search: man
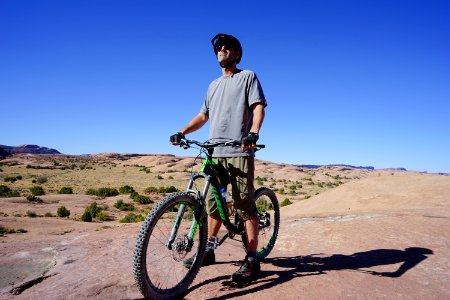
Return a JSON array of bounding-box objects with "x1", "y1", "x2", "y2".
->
[{"x1": 170, "y1": 33, "x2": 267, "y2": 284}]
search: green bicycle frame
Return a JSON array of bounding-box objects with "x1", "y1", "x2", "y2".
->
[{"x1": 168, "y1": 156, "x2": 239, "y2": 248}]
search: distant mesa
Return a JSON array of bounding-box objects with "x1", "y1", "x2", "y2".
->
[
  {"x1": 0, "y1": 147, "x2": 11, "y2": 158},
  {"x1": 298, "y1": 164, "x2": 375, "y2": 170},
  {"x1": 0, "y1": 144, "x2": 61, "y2": 155}
]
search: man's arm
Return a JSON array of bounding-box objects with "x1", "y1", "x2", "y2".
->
[
  {"x1": 179, "y1": 113, "x2": 209, "y2": 135},
  {"x1": 249, "y1": 103, "x2": 265, "y2": 134}
]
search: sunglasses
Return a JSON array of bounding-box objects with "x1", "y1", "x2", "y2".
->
[{"x1": 214, "y1": 44, "x2": 234, "y2": 53}]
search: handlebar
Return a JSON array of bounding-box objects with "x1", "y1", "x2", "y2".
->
[{"x1": 177, "y1": 139, "x2": 265, "y2": 152}]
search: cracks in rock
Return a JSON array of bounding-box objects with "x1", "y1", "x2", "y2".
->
[
  {"x1": 9, "y1": 273, "x2": 57, "y2": 295},
  {"x1": 289, "y1": 214, "x2": 385, "y2": 226}
]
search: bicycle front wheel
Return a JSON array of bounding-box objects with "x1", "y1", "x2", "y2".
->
[
  {"x1": 255, "y1": 187, "x2": 280, "y2": 260},
  {"x1": 133, "y1": 192, "x2": 208, "y2": 300}
]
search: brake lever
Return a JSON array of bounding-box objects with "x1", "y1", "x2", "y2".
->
[{"x1": 180, "y1": 139, "x2": 189, "y2": 149}]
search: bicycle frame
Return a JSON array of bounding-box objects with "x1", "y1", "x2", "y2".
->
[{"x1": 167, "y1": 153, "x2": 244, "y2": 251}]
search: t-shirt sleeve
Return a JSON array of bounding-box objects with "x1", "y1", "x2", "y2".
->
[
  {"x1": 248, "y1": 72, "x2": 268, "y2": 108},
  {"x1": 200, "y1": 95, "x2": 209, "y2": 116}
]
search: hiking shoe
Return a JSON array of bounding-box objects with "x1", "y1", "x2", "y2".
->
[
  {"x1": 231, "y1": 256, "x2": 260, "y2": 284},
  {"x1": 183, "y1": 249, "x2": 215, "y2": 269}
]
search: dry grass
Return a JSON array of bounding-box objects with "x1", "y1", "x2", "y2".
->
[{"x1": 0, "y1": 153, "x2": 374, "y2": 225}]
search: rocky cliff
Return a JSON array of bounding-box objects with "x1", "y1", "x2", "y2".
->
[{"x1": 0, "y1": 144, "x2": 61, "y2": 155}]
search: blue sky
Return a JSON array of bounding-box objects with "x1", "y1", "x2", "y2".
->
[{"x1": 1, "y1": 1, "x2": 449, "y2": 173}]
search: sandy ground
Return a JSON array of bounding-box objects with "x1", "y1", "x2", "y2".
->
[{"x1": 1, "y1": 172, "x2": 449, "y2": 299}]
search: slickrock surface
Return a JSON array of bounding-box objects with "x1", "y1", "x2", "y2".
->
[{"x1": 1, "y1": 172, "x2": 449, "y2": 299}]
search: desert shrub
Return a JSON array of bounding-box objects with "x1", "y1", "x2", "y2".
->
[
  {"x1": 114, "y1": 199, "x2": 135, "y2": 211},
  {"x1": 144, "y1": 186, "x2": 158, "y2": 193},
  {"x1": 36, "y1": 176, "x2": 48, "y2": 184},
  {"x1": 96, "y1": 211, "x2": 109, "y2": 221},
  {"x1": 57, "y1": 206, "x2": 71, "y2": 217},
  {"x1": 256, "y1": 198, "x2": 274, "y2": 211},
  {"x1": 30, "y1": 186, "x2": 45, "y2": 196},
  {"x1": 85, "y1": 202, "x2": 102, "y2": 218},
  {"x1": 85, "y1": 187, "x2": 119, "y2": 197},
  {"x1": 0, "y1": 185, "x2": 20, "y2": 197},
  {"x1": 159, "y1": 186, "x2": 178, "y2": 193},
  {"x1": 26, "y1": 211, "x2": 37, "y2": 218},
  {"x1": 0, "y1": 225, "x2": 27, "y2": 235},
  {"x1": 119, "y1": 213, "x2": 144, "y2": 223},
  {"x1": 26, "y1": 195, "x2": 43, "y2": 203},
  {"x1": 119, "y1": 185, "x2": 135, "y2": 194},
  {"x1": 86, "y1": 188, "x2": 97, "y2": 196},
  {"x1": 44, "y1": 212, "x2": 53, "y2": 217},
  {"x1": 4, "y1": 177, "x2": 17, "y2": 183},
  {"x1": 156, "y1": 175, "x2": 164, "y2": 180},
  {"x1": 81, "y1": 211, "x2": 92, "y2": 222},
  {"x1": 59, "y1": 187, "x2": 73, "y2": 194},
  {"x1": 132, "y1": 194, "x2": 152, "y2": 205},
  {"x1": 16, "y1": 175, "x2": 22, "y2": 180},
  {"x1": 280, "y1": 198, "x2": 293, "y2": 207},
  {"x1": 97, "y1": 187, "x2": 119, "y2": 197}
]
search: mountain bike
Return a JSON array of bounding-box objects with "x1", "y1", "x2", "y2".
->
[{"x1": 133, "y1": 139, "x2": 280, "y2": 300}]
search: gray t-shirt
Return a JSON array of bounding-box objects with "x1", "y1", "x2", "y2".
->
[{"x1": 200, "y1": 69, "x2": 267, "y2": 157}]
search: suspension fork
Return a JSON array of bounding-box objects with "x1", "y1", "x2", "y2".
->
[{"x1": 167, "y1": 172, "x2": 211, "y2": 250}]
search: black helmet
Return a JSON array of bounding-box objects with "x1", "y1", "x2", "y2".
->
[{"x1": 211, "y1": 33, "x2": 242, "y2": 64}]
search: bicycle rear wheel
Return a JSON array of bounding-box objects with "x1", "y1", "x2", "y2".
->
[
  {"x1": 133, "y1": 192, "x2": 208, "y2": 300},
  {"x1": 254, "y1": 187, "x2": 280, "y2": 260}
]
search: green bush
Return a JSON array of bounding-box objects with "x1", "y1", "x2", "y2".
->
[
  {"x1": 280, "y1": 198, "x2": 293, "y2": 207},
  {"x1": 36, "y1": 176, "x2": 48, "y2": 184},
  {"x1": 30, "y1": 186, "x2": 45, "y2": 196},
  {"x1": 114, "y1": 199, "x2": 135, "y2": 211},
  {"x1": 85, "y1": 202, "x2": 102, "y2": 218},
  {"x1": 0, "y1": 225, "x2": 27, "y2": 235},
  {"x1": 119, "y1": 213, "x2": 145, "y2": 223},
  {"x1": 4, "y1": 177, "x2": 17, "y2": 183},
  {"x1": 119, "y1": 185, "x2": 135, "y2": 194},
  {"x1": 256, "y1": 198, "x2": 274, "y2": 211},
  {"x1": 132, "y1": 194, "x2": 152, "y2": 204},
  {"x1": 144, "y1": 186, "x2": 158, "y2": 193},
  {"x1": 86, "y1": 188, "x2": 97, "y2": 196},
  {"x1": 57, "y1": 206, "x2": 71, "y2": 217},
  {"x1": 86, "y1": 187, "x2": 119, "y2": 197},
  {"x1": 159, "y1": 186, "x2": 179, "y2": 193},
  {"x1": 26, "y1": 195, "x2": 43, "y2": 203},
  {"x1": 26, "y1": 211, "x2": 37, "y2": 218},
  {"x1": 0, "y1": 185, "x2": 20, "y2": 197},
  {"x1": 96, "y1": 211, "x2": 109, "y2": 221},
  {"x1": 81, "y1": 211, "x2": 92, "y2": 222},
  {"x1": 59, "y1": 187, "x2": 73, "y2": 194}
]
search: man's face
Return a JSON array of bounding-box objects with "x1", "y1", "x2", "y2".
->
[{"x1": 217, "y1": 46, "x2": 240, "y2": 68}]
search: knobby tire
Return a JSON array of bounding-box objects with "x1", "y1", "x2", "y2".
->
[{"x1": 133, "y1": 192, "x2": 208, "y2": 300}]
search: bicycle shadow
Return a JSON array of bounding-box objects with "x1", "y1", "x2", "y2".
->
[{"x1": 186, "y1": 247, "x2": 433, "y2": 299}]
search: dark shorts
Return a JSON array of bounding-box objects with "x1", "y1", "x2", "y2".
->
[{"x1": 206, "y1": 156, "x2": 257, "y2": 221}]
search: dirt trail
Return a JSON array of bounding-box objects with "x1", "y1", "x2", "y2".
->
[{"x1": 1, "y1": 172, "x2": 449, "y2": 299}]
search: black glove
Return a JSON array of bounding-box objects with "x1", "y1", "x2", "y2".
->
[
  {"x1": 242, "y1": 132, "x2": 259, "y2": 148},
  {"x1": 170, "y1": 132, "x2": 185, "y2": 145}
]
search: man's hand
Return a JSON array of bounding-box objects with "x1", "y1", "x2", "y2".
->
[
  {"x1": 170, "y1": 132, "x2": 185, "y2": 145},
  {"x1": 241, "y1": 132, "x2": 259, "y2": 149}
]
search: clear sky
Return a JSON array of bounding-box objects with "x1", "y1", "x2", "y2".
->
[{"x1": 1, "y1": 1, "x2": 449, "y2": 173}]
